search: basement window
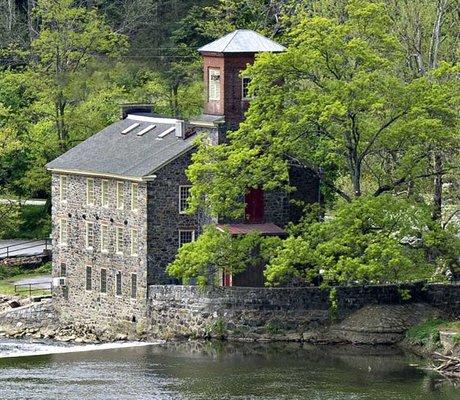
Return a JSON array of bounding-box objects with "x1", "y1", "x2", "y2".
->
[
  {"x1": 179, "y1": 230, "x2": 195, "y2": 247},
  {"x1": 116, "y1": 271, "x2": 122, "y2": 296},
  {"x1": 100, "y1": 268, "x2": 107, "y2": 293},
  {"x1": 208, "y1": 68, "x2": 221, "y2": 101},
  {"x1": 86, "y1": 266, "x2": 92, "y2": 291},
  {"x1": 131, "y1": 273, "x2": 137, "y2": 299}
]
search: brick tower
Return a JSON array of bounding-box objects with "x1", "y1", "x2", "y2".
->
[{"x1": 198, "y1": 29, "x2": 285, "y2": 130}]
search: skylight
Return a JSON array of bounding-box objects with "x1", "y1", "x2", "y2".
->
[
  {"x1": 121, "y1": 123, "x2": 140, "y2": 134},
  {"x1": 136, "y1": 124, "x2": 156, "y2": 136},
  {"x1": 158, "y1": 126, "x2": 175, "y2": 138}
]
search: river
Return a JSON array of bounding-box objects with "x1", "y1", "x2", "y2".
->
[{"x1": 0, "y1": 338, "x2": 458, "y2": 399}]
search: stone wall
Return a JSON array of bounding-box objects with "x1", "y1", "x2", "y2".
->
[
  {"x1": 147, "y1": 283, "x2": 460, "y2": 341},
  {"x1": 0, "y1": 300, "x2": 58, "y2": 336},
  {"x1": 51, "y1": 173, "x2": 149, "y2": 334}
]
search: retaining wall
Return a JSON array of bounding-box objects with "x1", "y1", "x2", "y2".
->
[{"x1": 147, "y1": 283, "x2": 460, "y2": 340}]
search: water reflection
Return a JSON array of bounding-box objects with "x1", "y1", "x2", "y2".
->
[{"x1": 0, "y1": 339, "x2": 458, "y2": 400}]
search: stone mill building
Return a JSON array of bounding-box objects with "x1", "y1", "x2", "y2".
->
[{"x1": 46, "y1": 30, "x2": 319, "y2": 329}]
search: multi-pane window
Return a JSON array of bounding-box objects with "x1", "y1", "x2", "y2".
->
[
  {"x1": 116, "y1": 181, "x2": 124, "y2": 209},
  {"x1": 86, "y1": 266, "x2": 92, "y2": 291},
  {"x1": 101, "y1": 180, "x2": 109, "y2": 208},
  {"x1": 242, "y1": 77, "x2": 252, "y2": 99},
  {"x1": 86, "y1": 222, "x2": 94, "y2": 250},
  {"x1": 59, "y1": 219, "x2": 68, "y2": 245},
  {"x1": 179, "y1": 186, "x2": 191, "y2": 213},
  {"x1": 87, "y1": 178, "x2": 95, "y2": 205},
  {"x1": 116, "y1": 226, "x2": 123, "y2": 254},
  {"x1": 60, "y1": 263, "x2": 67, "y2": 277},
  {"x1": 130, "y1": 229, "x2": 138, "y2": 256},
  {"x1": 116, "y1": 271, "x2": 122, "y2": 296},
  {"x1": 131, "y1": 273, "x2": 137, "y2": 299},
  {"x1": 100, "y1": 268, "x2": 107, "y2": 293},
  {"x1": 131, "y1": 183, "x2": 138, "y2": 211},
  {"x1": 101, "y1": 224, "x2": 109, "y2": 252},
  {"x1": 60, "y1": 175, "x2": 68, "y2": 202},
  {"x1": 179, "y1": 230, "x2": 195, "y2": 247},
  {"x1": 208, "y1": 68, "x2": 221, "y2": 101}
]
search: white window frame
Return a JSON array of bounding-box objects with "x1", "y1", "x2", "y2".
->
[
  {"x1": 131, "y1": 183, "x2": 138, "y2": 212},
  {"x1": 179, "y1": 229, "x2": 195, "y2": 247},
  {"x1": 100, "y1": 224, "x2": 109, "y2": 253},
  {"x1": 86, "y1": 178, "x2": 95, "y2": 206},
  {"x1": 116, "y1": 181, "x2": 124, "y2": 210},
  {"x1": 116, "y1": 226, "x2": 123, "y2": 254},
  {"x1": 59, "y1": 218, "x2": 68, "y2": 245},
  {"x1": 242, "y1": 76, "x2": 252, "y2": 100},
  {"x1": 60, "y1": 175, "x2": 68, "y2": 203},
  {"x1": 130, "y1": 228, "x2": 138, "y2": 256},
  {"x1": 208, "y1": 68, "x2": 221, "y2": 101},
  {"x1": 178, "y1": 185, "x2": 191, "y2": 214},
  {"x1": 101, "y1": 180, "x2": 109, "y2": 208},
  {"x1": 85, "y1": 221, "x2": 94, "y2": 250}
]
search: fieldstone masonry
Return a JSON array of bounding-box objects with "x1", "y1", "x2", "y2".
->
[{"x1": 147, "y1": 283, "x2": 460, "y2": 342}]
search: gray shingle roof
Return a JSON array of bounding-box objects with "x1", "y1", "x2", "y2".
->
[
  {"x1": 198, "y1": 29, "x2": 285, "y2": 53},
  {"x1": 46, "y1": 115, "x2": 197, "y2": 179}
]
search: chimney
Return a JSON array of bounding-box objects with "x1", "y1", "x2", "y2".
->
[
  {"x1": 175, "y1": 120, "x2": 186, "y2": 139},
  {"x1": 120, "y1": 104, "x2": 153, "y2": 119}
]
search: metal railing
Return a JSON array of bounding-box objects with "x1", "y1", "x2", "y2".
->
[
  {"x1": 0, "y1": 238, "x2": 51, "y2": 259},
  {"x1": 14, "y1": 281, "x2": 53, "y2": 297}
]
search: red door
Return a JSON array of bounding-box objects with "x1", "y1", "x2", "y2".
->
[
  {"x1": 222, "y1": 270, "x2": 232, "y2": 286},
  {"x1": 245, "y1": 188, "x2": 264, "y2": 222}
]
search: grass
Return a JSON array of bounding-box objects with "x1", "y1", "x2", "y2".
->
[
  {"x1": 0, "y1": 263, "x2": 52, "y2": 297},
  {"x1": 405, "y1": 318, "x2": 460, "y2": 350}
]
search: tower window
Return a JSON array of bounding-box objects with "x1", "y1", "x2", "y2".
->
[
  {"x1": 179, "y1": 185, "x2": 191, "y2": 213},
  {"x1": 242, "y1": 77, "x2": 252, "y2": 100},
  {"x1": 86, "y1": 266, "x2": 92, "y2": 291},
  {"x1": 208, "y1": 68, "x2": 221, "y2": 101}
]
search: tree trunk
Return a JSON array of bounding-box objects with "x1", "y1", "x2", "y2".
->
[{"x1": 432, "y1": 153, "x2": 443, "y2": 221}]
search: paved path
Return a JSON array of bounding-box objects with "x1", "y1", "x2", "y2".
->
[
  {"x1": 14, "y1": 275, "x2": 52, "y2": 290},
  {"x1": 0, "y1": 198, "x2": 46, "y2": 206},
  {"x1": 0, "y1": 239, "x2": 48, "y2": 259}
]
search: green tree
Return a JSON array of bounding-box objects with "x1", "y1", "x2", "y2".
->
[{"x1": 167, "y1": 226, "x2": 262, "y2": 285}]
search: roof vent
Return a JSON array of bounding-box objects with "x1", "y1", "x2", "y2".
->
[
  {"x1": 121, "y1": 123, "x2": 140, "y2": 135},
  {"x1": 158, "y1": 126, "x2": 175, "y2": 139},
  {"x1": 136, "y1": 124, "x2": 156, "y2": 136}
]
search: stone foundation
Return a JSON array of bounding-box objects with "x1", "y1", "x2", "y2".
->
[{"x1": 147, "y1": 283, "x2": 460, "y2": 342}]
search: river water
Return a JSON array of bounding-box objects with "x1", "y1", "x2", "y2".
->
[{"x1": 0, "y1": 338, "x2": 458, "y2": 400}]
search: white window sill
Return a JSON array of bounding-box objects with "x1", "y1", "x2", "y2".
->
[
  {"x1": 101, "y1": 250, "x2": 109, "y2": 254},
  {"x1": 116, "y1": 252, "x2": 123, "y2": 256}
]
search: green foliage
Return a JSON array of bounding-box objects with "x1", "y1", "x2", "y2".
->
[
  {"x1": 167, "y1": 226, "x2": 263, "y2": 285},
  {"x1": 0, "y1": 204, "x2": 50, "y2": 239},
  {"x1": 398, "y1": 288, "x2": 411, "y2": 302},
  {"x1": 209, "y1": 318, "x2": 227, "y2": 338},
  {"x1": 264, "y1": 195, "x2": 459, "y2": 286},
  {"x1": 405, "y1": 318, "x2": 447, "y2": 349},
  {"x1": 328, "y1": 287, "x2": 339, "y2": 320}
]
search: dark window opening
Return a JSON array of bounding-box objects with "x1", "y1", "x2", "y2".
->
[
  {"x1": 86, "y1": 266, "x2": 92, "y2": 291},
  {"x1": 100, "y1": 268, "x2": 107, "y2": 293},
  {"x1": 60, "y1": 263, "x2": 67, "y2": 277},
  {"x1": 131, "y1": 273, "x2": 137, "y2": 299},
  {"x1": 245, "y1": 188, "x2": 264, "y2": 223},
  {"x1": 116, "y1": 271, "x2": 122, "y2": 296}
]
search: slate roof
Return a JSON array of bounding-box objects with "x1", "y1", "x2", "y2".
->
[
  {"x1": 198, "y1": 29, "x2": 285, "y2": 54},
  {"x1": 46, "y1": 115, "x2": 197, "y2": 179}
]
